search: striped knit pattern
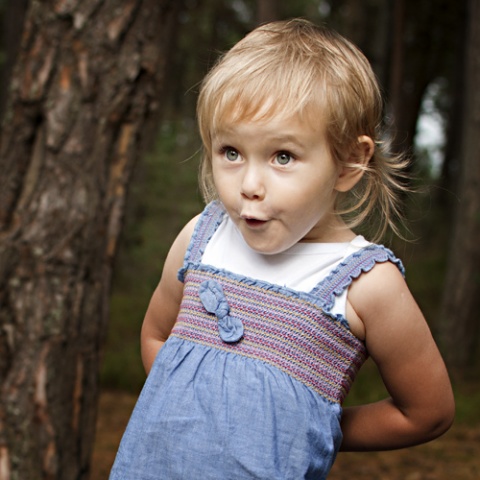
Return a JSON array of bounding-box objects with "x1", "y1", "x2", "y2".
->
[{"x1": 171, "y1": 268, "x2": 367, "y2": 404}]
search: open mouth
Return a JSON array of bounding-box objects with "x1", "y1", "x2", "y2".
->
[{"x1": 244, "y1": 218, "x2": 267, "y2": 228}]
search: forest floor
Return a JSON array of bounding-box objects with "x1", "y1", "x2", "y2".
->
[{"x1": 92, "y1": 390, "x2": 480, "y2": 480}]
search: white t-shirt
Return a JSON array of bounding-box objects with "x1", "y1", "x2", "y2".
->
[{"x1": 202, "y1": 215, "x2": 370, "y2": 317}]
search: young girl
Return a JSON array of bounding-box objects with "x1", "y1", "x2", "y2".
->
[{"x1": 109, "y1": 19, "x2": 454, "y2": 479}]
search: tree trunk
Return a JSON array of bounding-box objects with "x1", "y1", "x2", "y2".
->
[
  {"x1": 439, "y1": 0, "x2": 480, "y2": 375},
  {"x1": 0, "y1": 0, "x2": 182, "y2": 478},
  {"x1": 439, "y1": 1, "x2": 468, "y2": 202},
  {"x1": 0, "y1": 0, "x2": 29, "y2": 121},
  {"x1": 387, "y1": 0, "x2": 462, "y2": 157}
]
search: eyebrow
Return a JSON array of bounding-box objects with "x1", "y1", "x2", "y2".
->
[
  {"x1": 213, "y1": 130, "x2": 307, "y2": 149},
  {"x1": 270, "y1": 134, "x2": 304, "y2": 145}
]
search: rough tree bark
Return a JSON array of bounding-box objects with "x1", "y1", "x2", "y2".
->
[
  {"x1": 439, "y1": 0, "x2": 480, "y2": 375},
  {"x1": 0, "y1": 0, "x2": 29, "y2": 120},
  {"x1": 0, "y1": 0, "x2": 182, "y2": 478}
]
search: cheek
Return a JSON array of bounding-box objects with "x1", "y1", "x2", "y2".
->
[
  {"x1": 211, "y1": 164, "x2": 226, "y2": 188},
  {"x1": 212, "y1": 169, "x2": 226, "y2": 191},
  {"x1": 212, "y1": 171, "x2": 237, "y2": 205},
  {"x1": 289, "y1": 180, "x2": 337, "y2": 219},
  {"x1": 205, "y1": 160, "x2": 220, "y2": 187}
]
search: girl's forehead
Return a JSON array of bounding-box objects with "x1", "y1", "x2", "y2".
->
[
  {"x1": 211, "y1": 97, "x2": 328, "y2": 133},
  {"x1": 209, "y1": 109, "x2": 330, "y2": 151}
]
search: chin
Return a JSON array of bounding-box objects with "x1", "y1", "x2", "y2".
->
[{"x1": 245, "y1": 242, "x2": 288, "y2": 256}]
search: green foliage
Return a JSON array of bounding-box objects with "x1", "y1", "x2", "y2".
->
[
  {"x1": 101, "y1": 292, "x2": 146, "y2": 392},
  {"x1": 453, "y1": 383, "x2": 480, "y2": 425},
  {"x1": 343, "y1": 359, "x2": 389, "y2": 406}
]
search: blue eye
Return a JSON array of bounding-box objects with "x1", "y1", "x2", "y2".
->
[
  {"x1": 224, "y1": 148, "x2": 239, "y2": 161},
  {"x1": 276, "y1": 152, "x2": 292, "y2": 165}
]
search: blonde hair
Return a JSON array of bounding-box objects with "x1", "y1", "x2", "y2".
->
[{"x1": 196, "y1": 18, "x2": 408, "y2": 242}]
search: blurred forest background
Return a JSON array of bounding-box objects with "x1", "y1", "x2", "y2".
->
[
  {"x1": 98, "y1": 0, "x2": 479, "y2": 389},
  {"x1": 0, "y1": 0, "x2": 480, "y2": 480}
]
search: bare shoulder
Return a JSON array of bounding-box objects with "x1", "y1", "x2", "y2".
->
[
  {"x1": 349, "y1": 260, "x2": 407, "y2": 319},
  {"x1": 170, "y1": 214, "x2": 201, "y2": 259},
  {"x1": 347, "y1": 259, "x2": 433, "y2": 364},
  {"x1": 175, "y1": 213, "x2": 202, "y2": 251},
  {"x1": 144, "y1": 213, "x2": 201, "y2": 325},
  {"x1": 160, "y1": 213, "x2": 201, "y2": 285},
  {"x1": 345, "y1": 260, "x2": 405, "y2": 340}
]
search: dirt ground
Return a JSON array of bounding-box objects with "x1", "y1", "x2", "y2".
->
[{"x1": 92, "y1": 390, "x2": 480, "y2": 480}]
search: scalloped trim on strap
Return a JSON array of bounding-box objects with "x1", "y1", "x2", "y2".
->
[
  {"x1": 310, "y1": 244, "x2": 405, "y2": 312},
  {"x1": 178, "y1": 201, "x2": 226, "y2": 282}
]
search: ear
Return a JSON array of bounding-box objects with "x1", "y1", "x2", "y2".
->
[{"x1": 334, "y1": 135, "x2": 374, "y2": 193}]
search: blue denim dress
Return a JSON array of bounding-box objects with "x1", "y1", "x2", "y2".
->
[{"x1": 109, "y1": 201, "x2": 404, "y2": 480}]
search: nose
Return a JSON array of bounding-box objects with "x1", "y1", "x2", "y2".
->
[{"x1": 240, "y1": 163, "x2": 266, "y2": 200}]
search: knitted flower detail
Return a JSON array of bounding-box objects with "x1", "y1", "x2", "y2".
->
[{"x1": 199, "y1": 280, "x2": 244, "y2": 343}]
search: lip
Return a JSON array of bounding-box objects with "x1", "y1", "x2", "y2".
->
[
  {"x1": 244, "y1": 218, "x2": 267, "y2": 228},
  {"x1": 241, "y1": 215, "x2": 269, "y2": 228}
]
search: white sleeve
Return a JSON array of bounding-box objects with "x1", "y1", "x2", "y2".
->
[{"x1": 330, "y1": 289, "x2": 348, "y2": 318}]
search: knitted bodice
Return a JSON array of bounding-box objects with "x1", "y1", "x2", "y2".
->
[{"x1": 174, "y1": 201, "x2": 404, "y2": 404}]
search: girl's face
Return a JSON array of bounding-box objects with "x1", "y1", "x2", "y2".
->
[{"x1": 211, "y1": 113, "x2": 356, "y2": 255}]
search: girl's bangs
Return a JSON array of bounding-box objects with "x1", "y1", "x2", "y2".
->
[{"x1": 210, "y1": 76, "x2": 325, "y2": 134}]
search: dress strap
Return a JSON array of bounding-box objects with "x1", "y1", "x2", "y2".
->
[
  {"x1": 178, "y1": 201, "x2": 226, "y2": 282},
  {"x1": 310, "y1": 244, "x2": 405, "y2": 312}
]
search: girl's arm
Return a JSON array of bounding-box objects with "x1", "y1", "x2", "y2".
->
[
  {"x1": 140, "y1": 216, "x2": 199, "y2": 374},
  {"x1": 340, "y1": 261, "x2": 455, "y2": 451}
]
